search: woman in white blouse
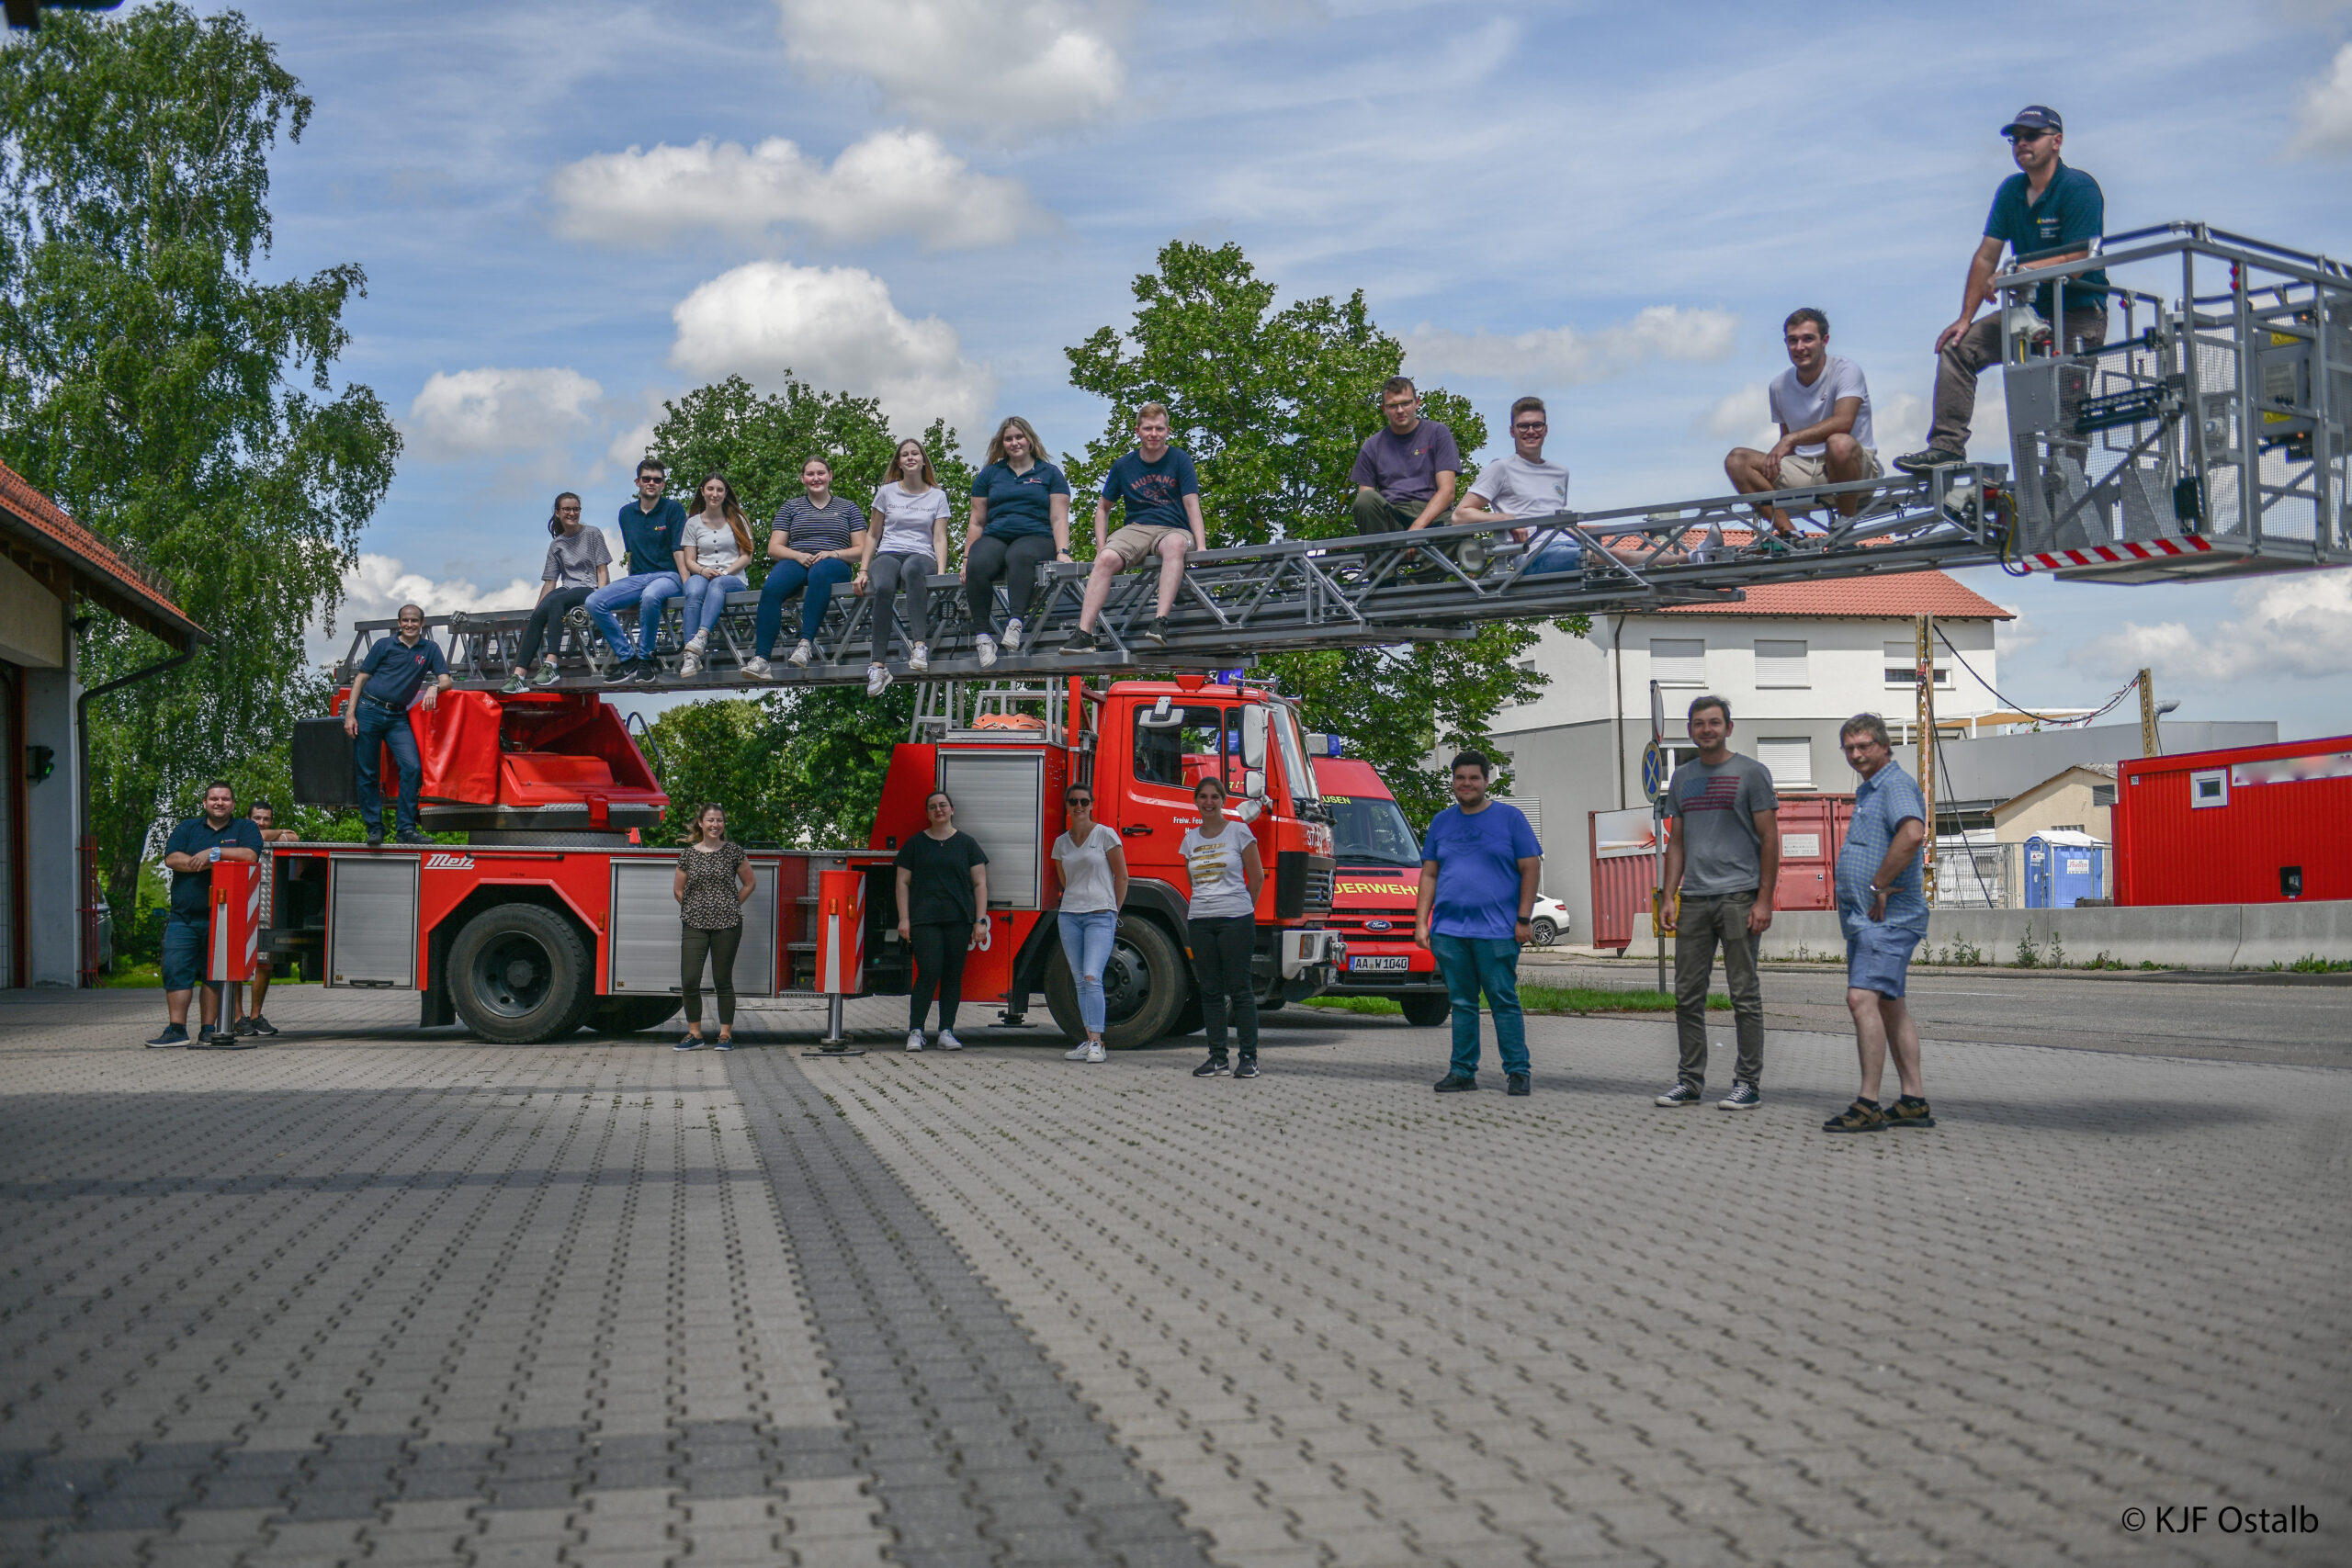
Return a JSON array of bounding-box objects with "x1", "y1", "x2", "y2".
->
[
  {"x1": 675, "y1": 473, "x2": 755, "y2": 677},
  {"x1": 858, "y1": 437, "x2": 953, "y2": 694}
]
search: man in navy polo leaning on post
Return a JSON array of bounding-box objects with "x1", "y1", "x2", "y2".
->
[
  {"x1": 148, "y1": 780, "x2": 263, "y2": 1049},
  {"x1": 344, "y1": 602, "x2": 451, "y2": 848},
  {"x1": 1416, "y1": 750, "x2": 1544, "y2": 1097},
  {"x1": 587, "y1": 457, "x2": 688, "y2": 682}
]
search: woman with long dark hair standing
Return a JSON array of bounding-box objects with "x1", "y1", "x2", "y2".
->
[
  {"x1": 858, "y1": 436, "x2": 952, "y2": 694},
  {"x1": 505, "y1": 491, "x2": 611, "y2": 691},
  {"x1": 895, "y1": 789, "x2": 989, "y2": 1053},
  {"x1": 1052, "y1": 782, "x2": 1127, "y2": 1064},
  {"x1": 1182, "y1": 775, "x2": 1265, "y2": 1078},
  {"x1": 962, "y1": 416, "x2": 1070, "y2": 667},
  {"x1": 675, "y1": 474, "x2": 755, "y2": 678},
  {"x1": 673, "y1": 803, "x2": 755, "y2": 1050}
]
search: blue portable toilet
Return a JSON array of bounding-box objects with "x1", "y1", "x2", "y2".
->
[{"x1": 2025, "y1": 830, "x2": 2107, "y2": 908}]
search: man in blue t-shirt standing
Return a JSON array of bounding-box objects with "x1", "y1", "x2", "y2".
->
[
  {"x1": 1822, "y1": 713, "x2": 1935, "y2": 1134},
  {"x1": 344, "y1": 602, "x2": 451, "y2": 847},
  {"x1": 585, "y1": 457, "x2": 687, "y2": 682},
  {"x1": 147, "y1": 780, "x2": 265, "y2": 1048},
  {"x1": 1060, "y1": 402, "x2": 1207, "y2": 654},
  {"x1": 1897, "y1": 106, "x2": 2109, "y2": 472},
  {"x1": 1415, "y1": 750, "x2": 1544, "y2": 1096}
]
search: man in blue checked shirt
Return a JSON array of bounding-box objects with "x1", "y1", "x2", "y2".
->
[{"x1": 1823, "y1": 713, "x2": 1934, "y2": 1133}]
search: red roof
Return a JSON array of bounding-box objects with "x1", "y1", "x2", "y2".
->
[
  {"x1": 1661, "y1": 570, "x2": 2010, "y2": 619},
  {"x1": 0, "y1": 459, "x2": 204, "y2": 649}
]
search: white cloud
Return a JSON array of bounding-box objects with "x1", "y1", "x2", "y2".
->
[
  {"x1": 1995, "y1": 601, "x2": 2040, "y2": 654},
  {"x1": 1406, "y1": 306, "x2": 1738, "y2": 385},
  {"x1": 1696, "y1": 381, "x2": 1774, "y2": 449},
  {"x1": 1874, "y1": 391, "x2": 1928, "y2": 461},
  {"x1": 669, "y1": 261, "x2": 995, "y2": 438},
  {"x1": 2076, "y1": 568, "x2": 2352, "y2": 684},
  {"x1": 775, "y1": 0, "x2": 1132, "y2": 140},
  {"x1": 311, "y1": 552, "x2": 548, "y2": 671},
  {"x1": 547, "y1": 130, "x2": 1046, "y2": 250},
  {"x1": 405, "y1": 367, "x2": 603, "y2": 460},
  {"x1": 2287, "y1": 41, "x2": 2352, "y2": 157}
]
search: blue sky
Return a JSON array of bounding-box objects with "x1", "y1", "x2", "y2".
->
[{"x1": 207, "y1": 0, "x2": 2352, "y2": 737}]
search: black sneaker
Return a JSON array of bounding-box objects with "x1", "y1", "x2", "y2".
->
[
  {"x1": 1233, "y1": 1054, "x2": 1259, "y2": 1079},
  {"x1": 365, "y1": 831, "x2": 384, "y2": 848},
  {"x1": 1141, "y1": 616, "x2": 1170, "y2": 648},
  {"x1": 232, "y1": 1016, "x2": 256, "y2": 1037},
  {"x1": 244, "y1": 1014, "x2": 278, "y2": 1037},
  {"x1": 633, "y1": 660, "x2": 662, "y2": 683},
  {"x1": 1884, "y1": 1095, "x2": 1936, "y2": 1129},
  {"x1": 1893, "y1": 446, "x2": 1963, "y2": 475},
  {"x1": 1718, "y1": 1081, "x2": 1762, "y2": 1110},
  {"x1": 145, "y1": 1024, "x2": 188, "y2": 1048},
  {"x1": 1192, "y1": 1055, "x2": 1229, "y2": 1077},
  {"x1": 1433, "y1": 1072, "x2": 1476, "y2": 1093},
  {"x1": 602, "y1": 660, "x2": 638, "y2": 685},
  {"x1": 395, "y1": 829, "x2": 433, "y2": 845},
  {"x1": 1058, "y1": 626, "x2": 1100, "y2": 654},
  {"x1": 1823, "y1": 1098, "x2": 1886, "y2": 1133},
  {"x1": 1505, "y1": 1072, "x2": 1530, "y2": 1096},
  {"x1": 192, "y1": 1026, "x2": 228, "y2": 1048},
  {"x1": 1654, "y1": 1082, "x2": 1703, "y2": 1106}
]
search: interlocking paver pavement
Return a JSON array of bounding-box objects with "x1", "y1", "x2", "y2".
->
[{"x1": 1, "y1": 984, "x2": 2345, "y2": 1567}]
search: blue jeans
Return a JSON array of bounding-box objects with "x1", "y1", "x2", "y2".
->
[
  {"x1": 586, "y1": 570, "x2": 683, "y2": 660},
  {"x1": 680, "y1": 572, "x2": 748, "y2": 640},
  {"x1": 1431, "y1": 932, "x2": 1528, "y2": 1077},
  {"x1": 1057, "y1": 909, "x2": 1118, "y2": 1034},
  {"x1": 1521, "y1": 539, "x2": 1583, "y2": 576},
  {"x1": 352, "y1": 698, "x2": 422, "y2": 836},
  {"x1": 755, "y1": 558, "x2": 854, "y2": 656}
]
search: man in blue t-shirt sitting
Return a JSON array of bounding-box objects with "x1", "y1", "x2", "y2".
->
[
  {"x1": 1060, "y1": 403, "x2": 1208, "y2": 654},
  {"x1": 148, "y1": 780, "x2": 265, "y2": 1048},
  {"x1": 344, "y1": 602, "x2": 451, "y2": 847},
  {"x1": 1415, "y1": 750, "x2": 1544, "y2": 1097},
  {"x1": 586, "y1": 458, "x2": 687, "y2": 682},
  {"x1": 1897, "y1": 106, "x2": 2109, "y2": 473}
]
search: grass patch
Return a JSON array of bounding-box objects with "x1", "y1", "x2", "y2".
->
[
  {"x1": 2275, "y1": 953, "x2": 2352, "y2": 973},
  {"x1": 1306, "y1": 986, "x2": 1729, "y2": 1018}
]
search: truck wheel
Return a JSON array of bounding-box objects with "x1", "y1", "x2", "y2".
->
[
  {"x1": 1531, "y1": 917, "x2": 1560, "y2": 947},
  {"x1": 1400, "y1": 992, "x2": 1452, "y2": 1027},
  {"x1": 447, "y1": 904, "x2": 593, "y2": 1043},
  {"x1": 1045, "y1": 915, "x2": 1189, "y2": 1049},
  {"x1": 593, "y1": 996, "x2": 682, "y2": 1034}
]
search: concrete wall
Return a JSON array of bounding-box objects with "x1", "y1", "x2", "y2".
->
[
  {"x1": 1643, "y1": 900, "x2": 2352, "y2": 969},
  {"x1": 22, "y1": 664, "x2": 79, "y2": 985}
]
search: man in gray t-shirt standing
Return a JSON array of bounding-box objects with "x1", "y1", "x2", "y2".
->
[{"x1": 1655, "y1": 695, "x2": 1781, "y2": 1109}]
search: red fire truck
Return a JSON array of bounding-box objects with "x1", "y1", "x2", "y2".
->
[
  {"x1": 279, "y1": 674, "x2": 1340, "y2": 1045},
  {"x1": 1307, "y1": 750, "x2": 1450, "y2": 1026}
]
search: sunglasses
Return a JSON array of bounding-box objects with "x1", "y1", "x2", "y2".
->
[
  {"x1": 1069, "y1": 798, "x2": 1093, "y2": 808},
  {"x1": 2007, "y1": 129, "x2": 2051, "y2": 144}
]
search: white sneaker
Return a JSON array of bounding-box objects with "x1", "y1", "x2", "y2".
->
[
  {"x1": 974, "y1": 634, "x2": 998, "y2": 669},
  {"x1": 684, "y1": 629, "x2": 710, "y2": 654},
  {"x1": 788, "y1": 638, "x2": 814, "y2": 668},
  {"x1": 678, "y1": 649, "x2": 702, "y2": 678},
  {"x1": 908, "y1": 641, "x2": 930, "y2": 672},
  {"x1": 1084, "y1": 1042, "x2": 1106, "y2": 1064},
  {"x1": 865, "y1": 662, "x2": 893, "y2": 696},
  {"x1": 1062, "y1": 1041, "x2": 1092, "y2": 1061},
  {"x1": 938, "y1": 1029, "x2": 965, "y2": 1051},
  {"x1": 740, "y1": 656, "x2": 772, "y2": 681},
  {"x1": 906, "y1": 1030, "x2": 925, "y2": 1053},
  {"x1": 1002, "y1": 617, "x2": 1024, "y2": 653}
]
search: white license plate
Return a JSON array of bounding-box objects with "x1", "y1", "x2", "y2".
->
[{"x1": 1349, "y1": 955, "x2": 1409, "y2": 973}]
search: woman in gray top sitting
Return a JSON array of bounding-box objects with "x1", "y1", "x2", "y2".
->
[
  {"x1": 507, "y1": 491, "x2": 612, "y2": 691},
  {"x1": 743, "y1": 456, "x2": 868, "y2": 679}
]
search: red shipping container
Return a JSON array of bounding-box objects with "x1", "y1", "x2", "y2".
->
[
  {"x1": 1589, "y1": 796, "x2": 1854, "y2": 951},
  {"x1": 2115, "y1": 736, "x2": 2352, "y2": 907}
]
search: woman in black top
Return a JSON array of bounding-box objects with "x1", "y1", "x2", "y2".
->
[
  {"x1": 894, "y1": 789, "x2": 989, "y2": 1053},
  {"x1": 673, "y1": 803, "x2": 755, "y2": 1051}
]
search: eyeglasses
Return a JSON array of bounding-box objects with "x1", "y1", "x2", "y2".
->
[
  {"x1": 1512, "y1": 421, "x2": 1547, "y2": 432},
  {"x1": 2007, "y1": 129, "x2": 2050, "y2": 144}
]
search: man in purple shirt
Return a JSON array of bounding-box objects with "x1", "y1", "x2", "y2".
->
[{"x1": 1350, "y1": 376, "x2": 1460, "y2": 535}]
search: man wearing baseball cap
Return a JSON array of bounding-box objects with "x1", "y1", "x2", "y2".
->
[{"x1": 1895, "y1": 106, "x2": 2108, "y2": 473}]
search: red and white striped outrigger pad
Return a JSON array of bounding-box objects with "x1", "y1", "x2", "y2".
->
[{"x1": 2024, "y1": 535, "x2": 2216, "y2": 572}]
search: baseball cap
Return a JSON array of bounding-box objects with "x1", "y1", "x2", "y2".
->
[{"x1": 2001, "y1": 106, "x2": 2063, "y2": 136}]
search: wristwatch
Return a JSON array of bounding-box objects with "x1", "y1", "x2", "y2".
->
[{"x1": 209, "y1": 847, "x2": 220, "y2": 863}]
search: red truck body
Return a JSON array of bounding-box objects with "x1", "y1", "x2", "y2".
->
[
  {"x1": 1309, "y1": 755, "x2": 1449, "y2": 1025},
  {"x1": 285, "y1": 676, "x2": 1340, "y2": 1045},
  {"x1": 2114, "y1": 737, "x2": 2352, "y2": 906}
]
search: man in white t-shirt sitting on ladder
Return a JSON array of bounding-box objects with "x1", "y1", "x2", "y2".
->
[
  {"x1": 1723, "y1": 308, "x2": 1883, "y2": 543},
  {"x1": 1455, "y1": 395, "x2": 1676, "y2": 576}
]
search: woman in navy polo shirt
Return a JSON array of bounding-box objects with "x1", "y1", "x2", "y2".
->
[{"x1": 961, "y1": 416, "x2": 1070, "y2": 667}]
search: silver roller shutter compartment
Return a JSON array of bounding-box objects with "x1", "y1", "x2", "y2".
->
[
  {"x1": 936, "y1": 752, "x2": 1043, "y2": 908},
  {"x1": 608, "y1": 859, "x2": 779, "y2": 997},
  {"x1": 328, "y1": 855, "x2": 418, "y2": 988}
]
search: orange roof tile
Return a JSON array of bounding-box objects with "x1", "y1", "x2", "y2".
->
[
  {"x1": 0, "y1": 460, "x2": 204, "y2": 649},
  {"x1": 1658, "y1": 570, "x2": 2010, "y2": 619}
]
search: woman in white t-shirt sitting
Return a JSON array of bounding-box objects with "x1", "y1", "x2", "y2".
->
[
  {"x1": 858, "y1": 437, "x2": 953, "y2": 694},
  {"x1": 675, "y1": 473, "x2": 755, "y2": 677}
]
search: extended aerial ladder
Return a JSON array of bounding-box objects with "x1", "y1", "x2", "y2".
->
[{"x1": 332, "y1": 224, "x2": 2350, "y2": 695}]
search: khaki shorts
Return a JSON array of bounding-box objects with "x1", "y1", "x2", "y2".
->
[
  {"x1": 1776, "y1": 447, "x2": 1884, "y2": 490},
  {"x1": 1101, "y1": 522, "x2": 1193, "y2": 565}
]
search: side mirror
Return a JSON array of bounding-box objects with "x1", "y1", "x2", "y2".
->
[
  {"x1": 1241, "y1": 705, "x2": 1269, "y2": 769},
  {"x1": 1243, "y1": 768, "x2": 1265, "y2": 800}
]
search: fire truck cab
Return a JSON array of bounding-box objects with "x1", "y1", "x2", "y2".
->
[{"x1": 1308, "y1": 750, "x2": 1451, "y2": 1026}]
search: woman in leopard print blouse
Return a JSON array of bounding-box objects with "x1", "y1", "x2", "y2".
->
[{"x1": 673, "y1": 803, "x2": 755, "y2": 1050}]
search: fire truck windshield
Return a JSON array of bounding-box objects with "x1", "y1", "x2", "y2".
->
[{"x1": 1325, "y1": 793, "x2": 1420, "y2": 867}]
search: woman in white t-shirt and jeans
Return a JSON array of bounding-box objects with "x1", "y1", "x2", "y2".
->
[
  {"x1": 1182, "y1": 775, "x2": 1266, "y2": 1078},
  {"x1": 1050, "y1": 782, "x2": 1129, "y2": 1065},
  {"x1": 858, "y1": 437, "x2": 953, "y2": 694},
  {"x1": 675, "y1": 473, "x2": 755, "y2": 677}
]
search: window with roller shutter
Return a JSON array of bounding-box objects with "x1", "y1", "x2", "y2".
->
[
  {"x1": 1754, "y1": 638, "x2": 1808, "y2": 688},
  {"x1": 1758, "y1": 738, "x2": 1815, "y2": 790},
  {"x1": 1649, "y1": 637, "x2": 1704, "y2": 686}
]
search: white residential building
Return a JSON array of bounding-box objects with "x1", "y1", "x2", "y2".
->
[{"x1": 1487, "y1": 570, "x2": 2011, "y2": 932}]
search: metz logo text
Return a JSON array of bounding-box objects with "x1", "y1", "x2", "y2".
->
[{"x1": 423, "y1": 852, "x2": 475, "y2": 871}]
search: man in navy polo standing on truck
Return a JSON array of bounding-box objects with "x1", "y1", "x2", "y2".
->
[{"x1": 345, "y1": 602, "x2": 451, "y2": 848}]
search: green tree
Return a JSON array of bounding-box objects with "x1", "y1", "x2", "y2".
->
[
  {"x1": 0, "y1": 6, "x2": 400, "y2": 902},
  {"x1": 1066, "y1": 240, "x2": 1571, "y2": 819}
]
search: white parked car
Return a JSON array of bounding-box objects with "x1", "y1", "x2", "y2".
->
[{"x1": 1529, "y1": 895, "x2": 1570, "y2": 947}]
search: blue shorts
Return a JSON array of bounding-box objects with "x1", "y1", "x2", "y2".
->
[
  {"x1": 161, "y1": 909, "x2": 212, "y2": 992},
  {"x1": 1846, "y1": 922, "x2": 1921, "y2": 998}
]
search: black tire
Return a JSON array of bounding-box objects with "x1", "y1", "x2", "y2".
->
[
  {"x1": 1531, "y1": 916, "x2": 1560, "y2": 948},
  {"x1": 446, "y1": 903, "x2": 594, "y2": 1043},
  {"x1": 593, "y1": 996, "x2": 682, "y2": 1033},
  {"x1": 1043, "y1": 914, "x2": 1191, "y2": 1049},
  {"x1": 1400, "y1": 991, "x2": 1452, "y2": 1027}
]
